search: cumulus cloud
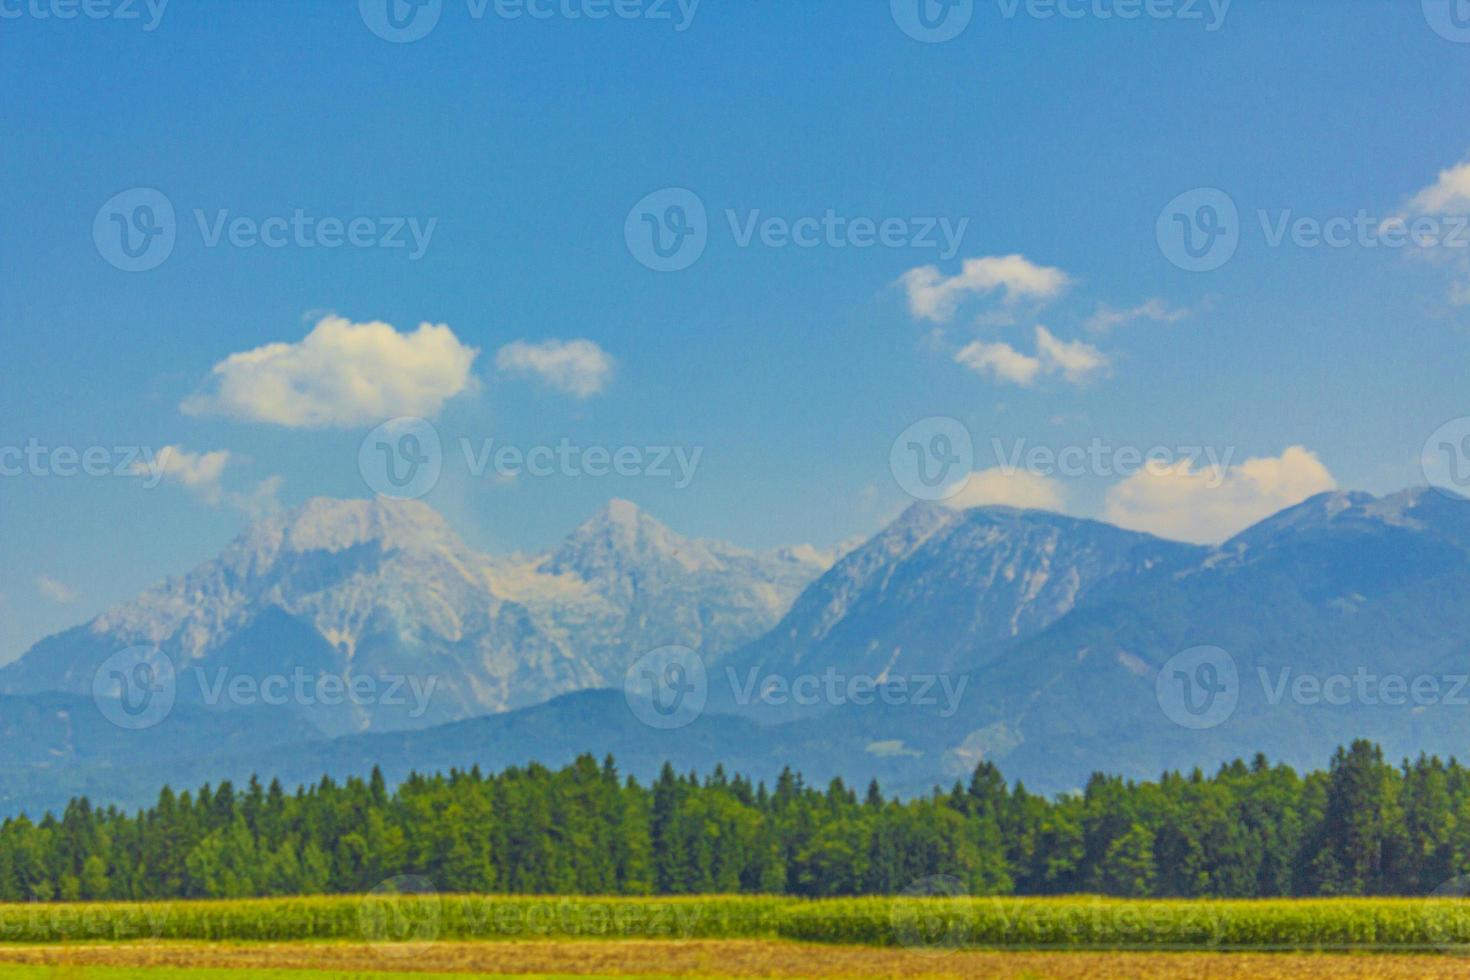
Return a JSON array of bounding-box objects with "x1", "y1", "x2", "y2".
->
[
  {"x1": 182, "y1": 317, "x2": 479, "y2": 427},
  {"x1": 37, "y1": 575, "x2": 78, "y2": 604},
  {"x1": 1034, "y1": 326, "x2": 1109, "y2": 383},
  {"x1": 954, "y1": 327, "x2": 1109, "y2": 387},
  {"x1": 1408, "y1": 160, "x2": 1470, "y2": 214},
  {"x1": 900, "y1": 254, "x2": 1070, "y2": 323},
  {"x1": 942, "y1": 467, "x2": 1066, "y2": 512},
  {"x1": 495, "y1": 338, "x2": 614, "y2": 398},
  {"x1": 1086, "y1": 298, "x2": 1192, "y2": 333},
  {"x1": 1102, "y1": 446, "x2": 1337, "y2": 544},
  {"x1": 133, "y1": 446, "x2": 282, "y2": 518},
  {"x1": 150, "y1": 445, "x2": 232, "y2": 494},
  {"x1": 1390, "y1": 159, "x2": 1470, "y2": 306},
  {"x1": 954, "y1": 340, "x2": 1043, "y2": 386}
]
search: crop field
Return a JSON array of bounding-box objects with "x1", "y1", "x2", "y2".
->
[
  {"x1": 3, "y1": 895, "x2": 1470, "y2": 951},
  {"x1": 2, "y1": 896, "x2": 1470, "y2": 977}
]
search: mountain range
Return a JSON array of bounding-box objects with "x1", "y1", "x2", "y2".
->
[
  {"x1": 1, "y1": 498, "x2": 830, "y2": 734},
  {"x1": 4, "y1": 487, "x2": 1470, "y2": 816}
]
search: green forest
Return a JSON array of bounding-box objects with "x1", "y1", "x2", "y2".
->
[{"x1": 2, "y1": 740, "x2": 1468, "y2": 902}]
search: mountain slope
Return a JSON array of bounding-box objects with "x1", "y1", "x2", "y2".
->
[
  {"x1": 705, "y1": 489, "x2": 1470, "y2": 790},
  {"x1": 719, "y1": 503, "x2": 1202, "y2": 710},
  {"x1": 906, "y1": 488, "x2": 1470, "y2": 787}
]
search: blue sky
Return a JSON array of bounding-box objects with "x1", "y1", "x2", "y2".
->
[{"x1": 3, "y1": 0, "x2": 1469, "y2": 661}]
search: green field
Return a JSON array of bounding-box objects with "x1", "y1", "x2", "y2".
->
[{"x1": 2, "y1": 894, "x2": 1470, "y2": 952}]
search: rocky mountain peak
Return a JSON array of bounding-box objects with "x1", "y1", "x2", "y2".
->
[
  {"x1": 544, "y1": 500, "x2": 725, "y2": 578},
  {"x1": 1218, "y1": 489, "x2": 1470, "y2": 558},
  {"x1": 600, "y1": 497, "x2": 642, "y2": 527}
]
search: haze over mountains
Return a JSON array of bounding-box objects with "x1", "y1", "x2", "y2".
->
[{"x1": 5, "y1": 487, "x2": 1470, "y2": 816}]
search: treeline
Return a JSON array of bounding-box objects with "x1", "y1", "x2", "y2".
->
[{"x1": 1, "y1": 740, "x2": 1468, "y2": 901}]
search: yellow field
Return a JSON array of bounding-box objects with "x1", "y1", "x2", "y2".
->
[{"x1": 0, "y1": 941, "x2": 1468, "y2": 979}]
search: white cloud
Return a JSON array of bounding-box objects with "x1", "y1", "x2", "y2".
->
[
  {"x1": 496, "y1": 338, "x2": 614, "y2": 398},
  {"x1": 37, "y1": 575, "x2": 78, "y2": 604},
  {"x1": 954, "y1": 339, "x2": 1043, "y2": 386},
  {"x1": 150, "y1": 445, "x2": 232, "y2": 494},
  {"x1": 182, "y1": 317, "x2": 479, "y2": 428},
  {"x1": 1408, "y1": 160, "x2": 1470, "y2": 214},
  {"x1": 1392, "y1": 159, "x2": 1470, "y2": 306},
  {"x1": 957, "y1": 327, "x2": 1108, "y2": 387},
  {"x1": 1086, "y1": 298, "x2": 1192, "y2": 333},
  {"x1": 133, "y1": 446, "x2": 282, "y2": 518},
  {"x1": 942, "y1": 467, "x2": 1066, "y2": 512},
  {"x1": 900, "y1": 254, "x2": 1070, "y2": 323},
  {"x1": 1102, "y1": 446, "x2": 1337, "y2": 544},
  {"x1": 1035, "y1": 326, "x2": 1109, "y2": 383}
]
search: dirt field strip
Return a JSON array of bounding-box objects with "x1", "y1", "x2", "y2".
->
[{"x1": 0, "y1": 941, "x2": 1468, "y2": 979}]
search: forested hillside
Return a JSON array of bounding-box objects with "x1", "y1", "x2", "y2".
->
[{"x1": 1, "y1": 740, "x2": 1465, "y2": 901}]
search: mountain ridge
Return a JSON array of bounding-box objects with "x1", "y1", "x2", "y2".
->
[
  {"x1": 8, "y1": 487, "x2": 1470, "y2": 813},
  {"x1": 717, "y1": 501, "x2": 1205, "y2": 715},
  {"x1": 1, "y1": 497, "x2": 831, "y2": 734}
]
